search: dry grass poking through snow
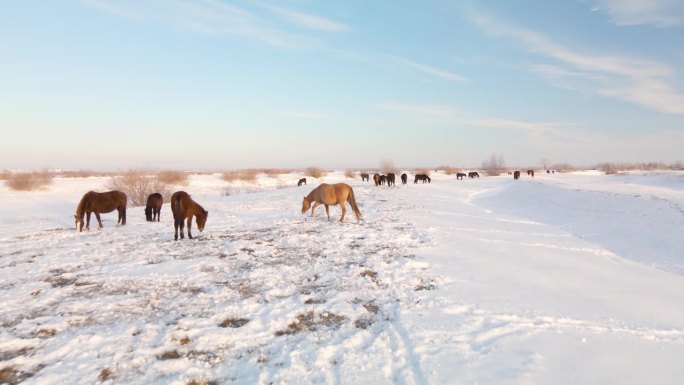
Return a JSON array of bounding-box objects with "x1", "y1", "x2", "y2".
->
[{"x1": 5, "y1": 171, "x2": 53, "y2": 191}]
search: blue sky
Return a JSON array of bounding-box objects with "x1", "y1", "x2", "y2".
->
[{"x1": 1, "y1": 0, "x2": 683, "y2": 170}]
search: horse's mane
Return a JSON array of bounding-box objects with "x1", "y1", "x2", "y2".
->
[
  {"x1": 305, "y1": 187, "x2": 318, "y2": 202},
  {"x1": 75, "y1": 191, "x2": 92, "y2": 219}
]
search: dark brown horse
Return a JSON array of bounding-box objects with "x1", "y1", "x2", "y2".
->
[
  {"x1": 145, "y1": 193, "x2": 163, "y2": 222},
  {"x1": 468, "y1": 171, "x2": 480, "y2": 178},
  {"x1": 373, "y1": 173, "x2": 381, "y2": 186},
  {"x1": 527, "y1": 169, "x2": 535, "y2": 177},
  {"x1": 298, "y1": 178, "x2": 307, "y2": 186},
  {"x1": 301, "y1": 183, "x2": 362, "y2": 223},
  {"x1": 514, "y1": 171, "x2": 521, "y2": 180},
  {"x1": 457, "y1": 173, "x2": 467, "y2": 180},
  {"x1": 360, "y1": 173, "x2": 370, "y2": 182},
  {"x1": 401, "y1": 173, "x2": 407, "y2": 185},
  {"x1": 171, "y1": 191, "x2": 208, "y2": 240},
  {"x1": 414, "y1": 174, "x2": 431, "y2": 184},
  {"x1": 74, "y1": 190, "x2": 127, "y2": 232},
  {"x1": 386, "y1": 173, "x2": 395, "y2": 187}
]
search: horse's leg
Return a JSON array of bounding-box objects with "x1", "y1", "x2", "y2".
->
[
  {"x1": 339, "y1": 202, "x2": 346, "y2": 223},
  {"x1": 186, "y1": 217, "x2": 193, "y2": 239},
  {"x1": 174, "y1": 218, "x2": 179, "y2": 240},
  {"x1": 310, "y1": 201, "x2": 320, "y2": 220},
  {"x1": 95, "y1": 212, "x2": 103, "y2": 229},
  {"x1": 86, "y1": 212, "x2": 91, "y2": 230},
  {"x1": 324, "y1": 204, "x2": 330, "y2": 221},
  {"x1": 121, "y1": 206, "x2": 126, "y2": 225},
  {"x1": 178, "y1": 215, "x2": 185, "y2": 239}
]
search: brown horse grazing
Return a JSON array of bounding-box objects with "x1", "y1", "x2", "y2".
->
[
  {"x1": 457, "y1": 173, "x2": 467, "y2": 180},
  {"x1": 468, "y1": 171, "x2": 480, "y2": 178},
  {"x1": 527, "y1": 169, "x2": 535, "y2": 177},
  {"x1": 386, "y1": 173, "x2": 396, "y2": 187},
  {"x1": 513, "y1": 170, "x2": 521, "y2": 180},
  {"x1": 301, "y1": 183, "x2": 362, "y2": 223},
  {"x1": 373, "y1": 173, "x2": 381, "y2": 186},
  {"x1": 145, "y1": 193, "x2": 163, "y2": 222},
  {"x1": 401, "y1": 173, "x2": 407, "y2": 185},
  {"x1": 414, "y1": 174, "x2": 431, "y2": 184},
  {"x1": 360, "y1": 173, "x2": 370, "y2": 182},
  {"x1": 171, "y1": 191, "x2": 208, "y2": 240},
  {"x1": 298, "y1": 178, "x2": 307, "y2": 186},
  {"x1": 74, "y1": 190, "x2": 127, "y2": 232},
  {"x1": 380, "y1": 175, "x2": 386, "y2": 185}
]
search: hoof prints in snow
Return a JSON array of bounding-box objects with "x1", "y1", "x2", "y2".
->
[{"x1": 0, "y1": 209, "x2": 433, "y2": 384}]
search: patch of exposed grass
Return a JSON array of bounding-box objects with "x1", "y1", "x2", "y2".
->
[
  {"x1": 219, "y1": 318, "x2": 250, "y2": 328},
  {"x1": 275, "y1": 311, "x2": 347, "y2": 336},
  {"x1": 0, "y1": 366, "x2": 32, "y2": 385},
  {"x1": 158, "y1": 350, "x2": 182, "y2": 360},
  {"x1": 99, "y1": 368, "x2": 112, "y2": 381}
]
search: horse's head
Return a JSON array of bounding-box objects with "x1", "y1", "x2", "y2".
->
[
  {"x1": 197, "y1": 210, "x2": 208, "y2": 232},
  {"x1": 144, "y1": 206, "x2": 152, "y2": 221},
  {"x1": 301, "y1": 196, "x2": 310, "y2": 214},
  {"x1": 74, "y1": 214, "x2": 83, "y2": 232}
]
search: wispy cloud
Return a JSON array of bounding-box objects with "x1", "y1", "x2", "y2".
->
[
  {"x1": 379, "y1": 102, "x2": 567, "y2": 136},
  {"x1": 79, "y1": 0, "x2": 335, "y2": 49},
  {"x1": 278, "y1": 111, "x2": 329, "y2": 119},
  {"x1": 590, "y1": 0, "x2": 684, "y2": 27},
  {"x1": 471, "y1": 10, "x2": 684, "y2": 114},
  {"x1": 256, "y1": 2, "x2": 352, "y2": 32},
  {"x1": 393, "y1": 57, "x2": 467, "y2": 82},
  {"x1": 79, "y1": 0, "x2": 140, "y2": 20},
  {"x1": 379, "y1": 102, "x2": 458, "y2": 118}
]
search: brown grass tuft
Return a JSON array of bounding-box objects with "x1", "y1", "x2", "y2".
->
[
  {"x1": 158, "y1": 350, "x2": 182, "y2": 360},
  {"x1": 305, "y1": 167, "x2": 326, "y2": 179},
  {"x1": 6, "y1": 171, "x2": 53, "y2": 191},
  {"x1": 0, "y1": 366, "x2": 32, "y2": 385},
  {"x1": 179, "y1": 336, "x2": 191, "y2": 345},
  {"x1": 99, "y1": 368, "x2": 112, "y2": 381},
  {"x1": 221, "y1": 169, "x2": 259, "y2": 183},
  {"x1": 219, "y1": 318, "x2": 250, "y2": 328},
  {"x1": 187, "y1": 380, "x2": 218, "y2": 385},
  {"x1": 157, "y1": 170, "x2": 189, "y2": 185}
]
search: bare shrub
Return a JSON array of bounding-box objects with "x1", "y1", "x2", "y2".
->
[
  {"x1": 222, "y1": 169, "x2": 259, "y2": 183},
  {"x1": 157, "y1": 170, "x2": 189, "y2": 186},
  {"x1": 552, "y1": 163, "x2": 576, "y2": 172},
  {"x1": 6, "y1": 171, "x2": 53, "y2": 191},
  {"x1": 437, "y1": 166, "x2": 458, "y2": 175},
  {"x1": 482, "y1": 153, "x2": 506, "y2": 176},
  {"x1": 0, "y1": 170, "x2": 12, "y2": 180},
  {"x1": 59, "y1": 170, "x2": 110, "y2": 178},
  {"x1": 305, "y1": 167, "x2": 326, "y2": 179},
  {"x1": 106, "y1": 170, "x2": 171, "y2": 207},
  {"x1": 380, "y1": 159, "x2": 398, "y2": 174},
  {"x1": 414, "y1": 168, "x2": 430, "y2": 176},
  {"x1": 344, "y1": 170, "x2": 355, "y2": 178}
]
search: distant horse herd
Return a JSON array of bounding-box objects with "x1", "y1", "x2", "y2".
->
[{"x1": 74, "y1": 168, "x2": 548, "y2": 238}]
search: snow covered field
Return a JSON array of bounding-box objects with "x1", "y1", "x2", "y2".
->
[{"x1": 1, "y1": 170, "x2": 683, "y2": 384}]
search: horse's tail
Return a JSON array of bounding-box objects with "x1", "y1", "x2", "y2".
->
[{"x1": 347, "y1": 186, "x2": 362, "y2": 222}]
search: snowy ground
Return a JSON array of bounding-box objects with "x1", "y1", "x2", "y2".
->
[{"x1": 1, "y1": 170, "x2": 683, "y2": 384}]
